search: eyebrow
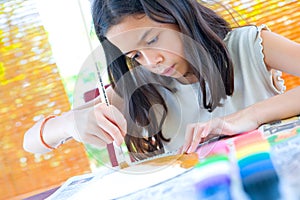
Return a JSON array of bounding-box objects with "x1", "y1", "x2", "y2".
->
[
  {"x1": 124, "y1": 28, "x2": 154, "y2": 56},
  {"x1": 139, "y1": 28, "x2": 153, "y2": 44}
]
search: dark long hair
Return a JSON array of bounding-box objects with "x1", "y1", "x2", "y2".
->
[{"x1": 92, "y1": 0, "x2": 234, "y2": 160}]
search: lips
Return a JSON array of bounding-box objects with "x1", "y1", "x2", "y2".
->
[{"x1": 161, "y1": 65, "x2": 175, "y2": 76}]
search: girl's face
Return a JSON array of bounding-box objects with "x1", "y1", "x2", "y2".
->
[{"x1": 106, "y1": 14, "x2": 195, "y2": 83}]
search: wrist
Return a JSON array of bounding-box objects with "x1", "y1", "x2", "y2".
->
[
  {"x1": 40, "y1": 115, "x2": 56, "y2": 150},
  {"x1": 41, "y1": 114, "x2": 72, "y2": 149},
  {"x1": 247, "y1": 104, "x2": 262, "y2": 128},
  {"x1": 59, "y1": 111, "x2": 74, "y2": 139},
  {"x1": 225, "y1": 106, "x2": 260, "y2": 133}
]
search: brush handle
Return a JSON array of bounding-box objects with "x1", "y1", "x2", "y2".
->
[{"x1": 95, "y1": 62, "x2": 127, "y2": 168}]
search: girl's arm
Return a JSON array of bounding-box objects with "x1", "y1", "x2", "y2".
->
[
  {"x1": 182, "y1": 30, "x2": 300, "y2": 153},
  {"x1": 262, "y1": 30, "x2": 300, "y2": 76},
  {"x1": 23, "y1": 86, "x2": 127, "y2": 154},
  {"x1": 253, "y1": 30, "x2": 300, "y2": 123}
]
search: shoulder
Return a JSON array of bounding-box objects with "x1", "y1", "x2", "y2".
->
[
  {"x1": 224, "y1": 25, "x2": 269, "y2": 45},
  {"x1": 229, "y1": 24, "x2": 300, "y2": 76},
  {"x1": 224, "y1": 25, "x2": 288, "y2": 94},
  {"x1": 223, "y1": 24, "x2": 271, "y2": 62},
  {"x1": 223, "y1": 25, "x2": 269, "y2": 61}
]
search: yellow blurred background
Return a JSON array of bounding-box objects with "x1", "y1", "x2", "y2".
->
[{"x1": 0, "y1": 0, "x2": 299, "y2": 199}]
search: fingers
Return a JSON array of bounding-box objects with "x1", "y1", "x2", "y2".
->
[
  {"x1": 191, "y1": 124, "x2": 209, "y2": 153},
  {"x1": 94, "y1": 104, "x2": 127, "y2": 146},
  {"x1": 182, "y1": 123, "x2": 207, "y2": 154},
  {"x1": 70, "y1": 103, "x2": 127, "y2": 148},
  {"x1": 182, "y1": 119, "x2": 224, "y2": 154}
]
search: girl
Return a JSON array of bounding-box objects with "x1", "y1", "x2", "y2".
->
[{"x1": 24, "y1": 0, "x2": 300, "y2": 161}]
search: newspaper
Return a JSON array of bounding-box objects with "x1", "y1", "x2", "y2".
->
[
  {"x1": 45, "y1": 168, "x2": 113, "y2": 200},
  {"x1": 46, "y1": 162, "x2": 189, "y2": 200}
]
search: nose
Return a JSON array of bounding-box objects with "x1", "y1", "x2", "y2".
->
[{"x1": 140, "y1": 49, "x2": 163, "y2": 68}]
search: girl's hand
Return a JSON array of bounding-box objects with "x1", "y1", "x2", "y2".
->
[
  {"x1": 68, "y1": 103, "x2": 127, "y2": 149},
  {"x1": 181, "y1": 108, "x2": 260, "y2": 154},
  {"x1": 23, "y1": 102, "x2": 127, "y2": 154}
]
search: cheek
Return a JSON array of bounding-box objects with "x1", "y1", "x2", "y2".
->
[
  {"x1": 162, "y1": 39, "x2": 185, "y2": 58},
  {"x1": 164, "y1": 33, "x2": 184, "y2": 58}
]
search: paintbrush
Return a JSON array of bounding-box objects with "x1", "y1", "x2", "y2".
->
[{"x1": 95, "y1": 62, "x2": 128, "y2": 169}]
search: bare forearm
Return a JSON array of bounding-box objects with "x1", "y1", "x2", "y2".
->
[
  {"x1": 23, "y1": 101, "x2": 126, "y2": 154},
  {"x1": 23, "y1": 87, "x2": 109, "y2": 153},
  {"x1": 251, "y1": 86, "x2": 300, "y2": 125},
  {"x1": 225, "y1": 86, "x2": 300, "y2": 134},
  {"x1": 23, "y1": 112, "x2": 72, "y2": 153}
]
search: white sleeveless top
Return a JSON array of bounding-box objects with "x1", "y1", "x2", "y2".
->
[{"x1": 160, "y1": 25, "x2": 286, "y2": 151}]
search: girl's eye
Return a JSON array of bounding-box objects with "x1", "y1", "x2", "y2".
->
[
  {"x1": 147, "y1": 36, "x2": 158, "y2": 45},
  {"x1": 132, "y1": 51, "x2": 141, "y2": 61}
]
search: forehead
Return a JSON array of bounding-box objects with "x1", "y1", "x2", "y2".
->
[{"x1": 106, "y1": 15, "x2": 179, "y2": 53}]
